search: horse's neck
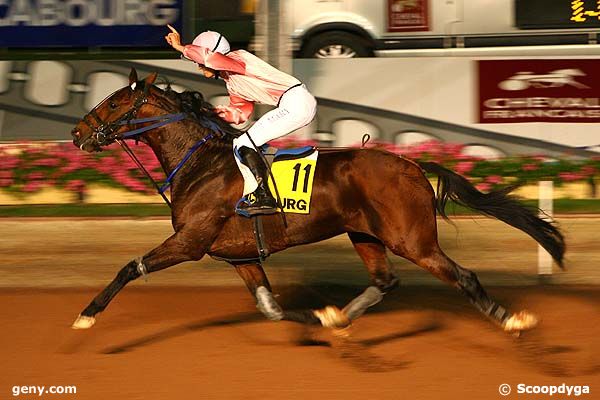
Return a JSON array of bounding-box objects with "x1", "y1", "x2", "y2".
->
[
  {"x1": 143, "y1": 120, "x2": 232, "y2": 183},
  {"x1": 145, "y1": 122, "x2": 196, "y2": 172}
]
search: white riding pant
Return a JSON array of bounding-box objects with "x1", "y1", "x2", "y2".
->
[{"x1": 233, "y1": 84, "x2": 317, "y2": 195}]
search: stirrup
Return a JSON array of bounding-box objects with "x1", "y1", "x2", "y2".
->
[{"x1": 235, "y1": 196, "x2": 278, "y2": 218}]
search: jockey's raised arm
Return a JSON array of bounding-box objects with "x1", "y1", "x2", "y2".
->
[{"x1": 183, "y1": 45, "x2": 246, "y2": 75}]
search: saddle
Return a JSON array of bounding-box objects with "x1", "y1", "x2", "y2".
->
[
  {"x1": 262, "y1": 145, "x2": 316, "y2": 165},
  {"x1": 215, "y1": 145, "x2": 319, "y2": 265}
]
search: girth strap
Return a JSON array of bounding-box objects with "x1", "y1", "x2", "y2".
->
[{"x1": 210, "y1": 215, "x2": 270, "y2": 264}]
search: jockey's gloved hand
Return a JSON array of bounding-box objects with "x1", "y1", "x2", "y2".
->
[{"x1": 165, "y1": 24, "x2": 184, "y2": 53}]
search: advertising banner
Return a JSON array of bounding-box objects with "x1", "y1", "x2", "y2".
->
[
  {"x1": 387, "y1": 0, "x2": 429, "y2": 32},
  {"x1": 478, "y1": 59, "x2": 600, "y2": 123},
  {"x1": 515, "y1": 0, "x2": 600, "y2": 29},
  {"x1": 0, "y1": 0, "x2": 183, "y2": 47}
]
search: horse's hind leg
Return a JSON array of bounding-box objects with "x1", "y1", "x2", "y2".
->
[
  {"x1": 387, "y1": 232, "x2": 538, "y2": 333},
  {"x1": 341, "y1": 232, "x2": 399, "y2": 321},
  {"x1": 232, "y1": 262, "x2": 320, "y2": 325},
  {"x1": 425, "y1": 250, "x2": 536, "y2": 333},
  {"x1": 72, "y1": 232, "x2": 202, "y2": 329},
  {"x1": 305, "y1": 233, "x2": 400, "y2": 329}
]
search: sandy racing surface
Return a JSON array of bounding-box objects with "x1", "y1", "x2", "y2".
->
[{"x1": 1, "y1": 217, "x2": 599, "y2": 399}]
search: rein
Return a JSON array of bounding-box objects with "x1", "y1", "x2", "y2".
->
[
  {"x1": 158, "y1": 132, "x2": 214, "y2": 195},
  {"x1": 116, "y1": 139, "x2": 172, "y2": 207},
  {"x1": 116, "y1": 118, "x2": 217, "y2": 208},
  {"x1": 113, "y1": 112, "x2": 194, "y2": 208},
  {"x1": 117, "y1": 113, "x2": 186, "y2": 139},
  {"x1": 83, "y1": 86, "x2": 223, "y2": 209}
]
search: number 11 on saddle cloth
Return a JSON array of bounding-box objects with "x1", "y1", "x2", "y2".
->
[{"x1": 266, "y1": 150, "x2": 318, "y2": 214}]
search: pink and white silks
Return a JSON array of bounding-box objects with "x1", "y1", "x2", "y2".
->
[{"x1": 183, "y1": 45, "x2": 317, "y2": 195}]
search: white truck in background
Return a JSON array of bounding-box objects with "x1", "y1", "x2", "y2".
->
[{"x1": 289, "y1": 0, "x2": 600, "y2": 58}]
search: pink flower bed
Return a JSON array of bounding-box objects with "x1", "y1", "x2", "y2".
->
[
  {"x1": 0, "y1": 139, "x2": 597, "y2": 196},
  {"x1": 0, "y1": 142, "x2": 163, "y2": 196}
]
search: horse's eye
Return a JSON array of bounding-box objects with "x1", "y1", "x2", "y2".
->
[{"x1": 110, "y1": 102, "x2": 118, "y2": 109}]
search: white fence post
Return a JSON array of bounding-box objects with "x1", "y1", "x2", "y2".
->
[{"x1": 538, "y1": 180, "x2": 554, "y2": 278}]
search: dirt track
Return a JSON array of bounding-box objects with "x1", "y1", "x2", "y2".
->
[
  {"x1": 0, "y1": 286, "x2": 598, "y2": 400},
  {"x1": 0, "y1": 218, "x2": 599, "y2": 399}
]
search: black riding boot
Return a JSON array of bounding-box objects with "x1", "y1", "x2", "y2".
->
[{"x1": 236, "y1": 146, "x2": 278, "y2": 216}]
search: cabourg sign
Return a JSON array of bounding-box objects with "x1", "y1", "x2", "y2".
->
[{"x1": 0, "y1": 0, "x2": 182, "y2": 47}]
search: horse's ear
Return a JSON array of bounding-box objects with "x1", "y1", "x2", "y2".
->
[
  {"x1": 145, "y1": 72, "x2": 158, "y2": 86},
  {"x1": 129, "y1": 68, "x2": 138, "y2": 86}
]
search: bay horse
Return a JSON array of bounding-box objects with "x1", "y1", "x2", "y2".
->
[{"x1": 70, "y1": 69, "x2": 565, "y2": 335}]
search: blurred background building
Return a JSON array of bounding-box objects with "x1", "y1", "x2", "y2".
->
[{"x1": 1, "y1": 0, "x2": 600, "y2": 157}]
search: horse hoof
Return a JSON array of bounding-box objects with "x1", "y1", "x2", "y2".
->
[
  {"x1": 71, "y1": 315, "x2": 96, "y2": 330},
  {"x1": 332, "y1": 326, "x2": 353, "y2": 339},
  {"x1": 313, "y1": 306, "x2": 351, "y2": 329},
  {"x1": 503, "y1": 310, "x2": 538, "y2": 333}
]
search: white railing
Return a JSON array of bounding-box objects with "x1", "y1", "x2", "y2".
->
[{"x1": 538, "y1": 180, "x2": 554, "y2": 277}]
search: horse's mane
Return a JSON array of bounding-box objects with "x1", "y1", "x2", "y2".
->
[{"x1": 160, "y1": 84, "x2": 243, "y2": 140}]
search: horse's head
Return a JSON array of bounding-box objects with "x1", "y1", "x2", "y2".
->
[{"x1": 71, "y1": 68, "x2": 158, "y2": 152}]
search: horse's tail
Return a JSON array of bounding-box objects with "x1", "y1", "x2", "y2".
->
[{"x1": 418, "y1": 161, "x2": 565, "y2": 269}]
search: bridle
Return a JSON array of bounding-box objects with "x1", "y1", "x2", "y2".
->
[
  {"x1": 80, "y1": 83, "x2": 220, "y2": 207},
  {"x1": 81, "y1": 84, "x2": 186, "y2": 147}
]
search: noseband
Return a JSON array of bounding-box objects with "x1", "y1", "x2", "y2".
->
[{"x1": 81, "y1": 85, "x2": 185, "y2": 146}]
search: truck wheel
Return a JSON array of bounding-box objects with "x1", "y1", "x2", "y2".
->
[{"x1": 299, "y1": 31, "x2": 373, "y2": 58}]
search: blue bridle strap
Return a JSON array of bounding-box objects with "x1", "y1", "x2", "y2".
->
[
  {"x1": 113, "y1": 110, "x2": 221, "y2": 203},
  {"x1": 158, "y1": 133, "x2": 215, "y2": 194},
  {"x1": 198, "y1": 118, "x2": 225, "y2": 136},
  {"x1": 118, "y1": 113, "x2": 186, "y2": 138}
]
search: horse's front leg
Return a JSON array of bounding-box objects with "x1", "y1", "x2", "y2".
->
[
  {"x1": 72, "y1": 232, "x2": 203, "y2": 329},
  {"x1": 232, "y1": 262, "x2": 321, "y2": 325}
]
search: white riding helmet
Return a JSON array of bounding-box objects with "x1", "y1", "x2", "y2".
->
[{"x1": 192, "y1": 31, "x2": 230, "y2": 54}]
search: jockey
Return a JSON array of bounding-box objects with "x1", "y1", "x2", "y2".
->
[{"x1": 165, "y1": 25, "x2": 317, "y2": 216}]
